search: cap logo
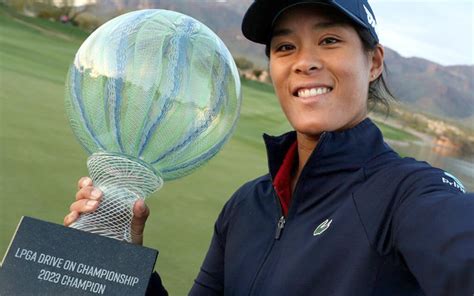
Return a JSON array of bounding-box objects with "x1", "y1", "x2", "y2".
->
[{"x1": 363, "y1": 4, "x2": 377, "y2": 30}]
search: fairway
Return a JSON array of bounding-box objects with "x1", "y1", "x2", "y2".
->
[
  {"x1": 0, "y1": 6, "x2": 417, "y2": 294},
  {"x1": 373, "y1": 120, "x2": 419, "y2": 142}
]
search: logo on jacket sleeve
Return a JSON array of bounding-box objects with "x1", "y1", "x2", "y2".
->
[
  {"x1": 313, "y1": 219, "x2": 332, "y2": 236},
  {"x1": 442, "y1": 172, "x2": 465, "y2": 193}
]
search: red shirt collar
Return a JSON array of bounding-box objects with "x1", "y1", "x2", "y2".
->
[{"x1": 272, "y1": 141, "x2": 298, "y2": 217}]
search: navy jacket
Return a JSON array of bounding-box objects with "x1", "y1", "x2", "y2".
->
[{"x1": 149, "y1": 118, "x2": 474, "y2": 295}]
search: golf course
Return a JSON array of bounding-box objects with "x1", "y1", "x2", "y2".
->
[{"x1": 0, "y1": 6, "x2": 419, "y2": 294}]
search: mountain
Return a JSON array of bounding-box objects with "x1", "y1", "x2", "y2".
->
[
  {"x1": 84, "y1": 1, "x2": 474, "y2": 125},
  {"x1": 384, "y1": 48, "x2": 473, "y2": 123}
]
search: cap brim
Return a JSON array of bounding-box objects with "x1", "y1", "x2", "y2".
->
[
  {"x1": 242, "y1": 0, "x2": 371, "y2": 44},
  {"x1": 241, "y1": 0, "x2": 276, "y2": 44}
]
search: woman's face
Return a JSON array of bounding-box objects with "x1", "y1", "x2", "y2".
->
[{"x1": 269, "y1": 5, "x2": 383, "y2": 137}]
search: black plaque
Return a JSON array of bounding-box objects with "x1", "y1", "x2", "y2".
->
[{"x1": 0, "y1": 216, "x2": 157, "y2": 295}]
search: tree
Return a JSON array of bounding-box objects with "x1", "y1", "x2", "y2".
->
[
  {"x1": 57, "y1": 0, "x2": 94, "y2": 25},
  {"x1": 252, "y1": 69, "x2": 263, "y2": 77},
  {"x1": 234, "y1": 56, "x2": 254, "y2": 71},
  {"x1": 3, "y1": 0, "x2": 38, "y2": 14}
]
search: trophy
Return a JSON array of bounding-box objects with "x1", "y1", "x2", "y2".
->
[
  {"x1": 65, "y1": 8, "x2": 241, "y2": 242},
  {"x1": 0, "y1": 9, "x2": 241, "y2": 295}
]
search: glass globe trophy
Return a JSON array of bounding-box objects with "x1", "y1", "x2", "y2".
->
[
  {"x1": 65, "y1": 9, "x2": 241, "y2": 243},
  {"x1": 0, "y1": 9, "x2": 241, "y2": 295}
]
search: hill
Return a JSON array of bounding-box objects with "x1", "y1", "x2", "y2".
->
[{"x1": 384, "y1": 48, "x2": 473, "y2": 124}]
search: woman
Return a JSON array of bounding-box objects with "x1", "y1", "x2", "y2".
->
[{"x1": 65, "y1": 0, "x2": 474, "y2": 295}]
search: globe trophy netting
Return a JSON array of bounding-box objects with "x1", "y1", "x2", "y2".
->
[
  {"x1": 65, "y1": 9, "x2": 241, "y2": 242},
  {"x1": 74, "y1": 153, "x2": 162, "y2": 241}
]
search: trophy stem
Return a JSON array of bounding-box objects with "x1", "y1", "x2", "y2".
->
[{"x1": 70, "y1": 152, "x2": 163, "y2": 242}]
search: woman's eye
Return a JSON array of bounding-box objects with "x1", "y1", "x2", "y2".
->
[
  {"x1": 320, "y1": 37, "x2": 339, "y2": 45},
  {"x1": 276, "y1": 44, "x2": 295, "y2": 52}
]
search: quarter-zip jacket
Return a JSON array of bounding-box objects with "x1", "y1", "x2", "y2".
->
[{"x1": 148, "y1": 118, "x2": 474, "y2": 295}]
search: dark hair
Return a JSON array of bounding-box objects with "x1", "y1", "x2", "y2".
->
[
  {"x1": 264, "y1": 14, "x2": 395, "y2": 115},
  {"x1": 357, "y1": 28, "x2": 395, "y2": 115}
]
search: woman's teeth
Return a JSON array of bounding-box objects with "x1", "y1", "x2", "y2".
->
[{"x1": 297, "y1": 87, "x2": 331, "y2": 98}]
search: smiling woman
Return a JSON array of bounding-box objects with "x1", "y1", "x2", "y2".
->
[
  {"x1": 65, "y1": 0, "x2": 474, "y2": 295},
  {"x1": 269, "y1": 6, "x2": 381, "y2": 136},
  {"x1": 266, "y1": 4, "x2": 385, "y2": 184}
]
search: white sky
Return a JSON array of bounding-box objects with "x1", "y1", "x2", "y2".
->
[{"x1": 370, "y1": 0, "x2": 473, "y2": 66}]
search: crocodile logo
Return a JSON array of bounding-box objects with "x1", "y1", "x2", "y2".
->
[{"x1": 313, "y1": 219, "x2": 332, "y2": 236}]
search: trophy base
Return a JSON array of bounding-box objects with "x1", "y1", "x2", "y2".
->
[{"x1": 0, "y1": 216, "x2": 157, "y2": 295}]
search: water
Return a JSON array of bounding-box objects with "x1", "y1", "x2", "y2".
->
[{"x1": 387, "y1": 140, "x2": 474, "y2": 192}]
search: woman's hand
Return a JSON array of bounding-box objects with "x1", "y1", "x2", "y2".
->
[{"x1": 63, "y1": 176, "x2": 150, "y2": 245}]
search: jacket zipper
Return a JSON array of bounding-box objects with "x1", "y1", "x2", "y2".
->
[
  {"x1": 248, "y1": 189, "x2": 284, "y2": 294},
  {"x1": 248, "y1": 133, "x2": 328, "y2": 294},
  {"x1": 273, "y1": 187, "x2": 286, "y2": 240},
  {"x1": 275, "y1": 216, "x2": 286, "y2": 239}
]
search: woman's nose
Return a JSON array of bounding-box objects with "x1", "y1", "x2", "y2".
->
[{"x1": 293, "y1": 50, "x2": 322, "y2": 74}]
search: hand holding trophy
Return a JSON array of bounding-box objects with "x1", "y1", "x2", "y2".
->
[{"x1": 1, "y1": 9, "x2": 241, "y2": 295}]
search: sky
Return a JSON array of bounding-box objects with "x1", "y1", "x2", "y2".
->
[{"x1": 370, "y1": 0, "x2": 473, "y2": 66}]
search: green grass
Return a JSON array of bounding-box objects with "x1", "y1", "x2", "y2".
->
[
  {"x1": 0, "y1": 7, "x2": 416, "y2": 294},
  {"x1": 373, "y1": 120, "x2": 419, "y2": 142}
]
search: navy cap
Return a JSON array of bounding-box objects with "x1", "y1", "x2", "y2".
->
[{"x1": 242, "y1": 0, "x2": 379, "y2": 44}]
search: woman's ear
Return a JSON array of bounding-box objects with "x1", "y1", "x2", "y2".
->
[{"x1": 370, "y1": 44, "x2": 384, "y2": 81}]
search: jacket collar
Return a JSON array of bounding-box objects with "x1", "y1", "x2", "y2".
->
[{"x1": 263, "y1": 118, "x2": 393, "y2": 180}]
